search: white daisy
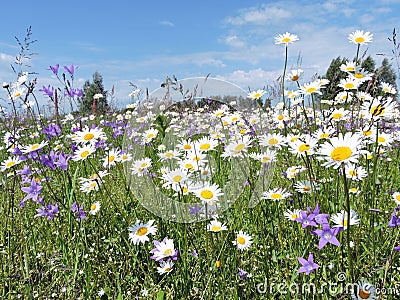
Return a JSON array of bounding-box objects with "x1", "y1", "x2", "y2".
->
[{"x1": 128, "y1": 220, "x2": 158, "y2": 245}]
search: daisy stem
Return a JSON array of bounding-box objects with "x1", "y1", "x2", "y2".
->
[
  {"x1": 355, "y1": 44, "x2": 360, "y2": 66},
  {"x1": 281, "y1": 45, "x2": 288, "y2": 111},
  {"x1": 342, "y1": 165, "x2": 354, "y2": 282}
]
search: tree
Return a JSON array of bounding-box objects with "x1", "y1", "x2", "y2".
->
[
  {"x1": 376, "y1": 58, "x2": 397, "y2": 87},
  {"x1": 321, "y1": 56, "x2": 348, "y2": 100},
  {"x1": 79, "y1": 71, "x2": 108, "y2": 113}
]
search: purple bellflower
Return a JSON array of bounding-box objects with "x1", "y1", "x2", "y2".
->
[{"x1": 298, "y1": 253, "x2": 320, "y2": 275}]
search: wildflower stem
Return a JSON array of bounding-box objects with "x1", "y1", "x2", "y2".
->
[
  {"x1": 281, "y1": 45, "x2": 288, "y2": 110},
  {"x1": 342, "y1": 165, "x2": 354, "y2": 281}
]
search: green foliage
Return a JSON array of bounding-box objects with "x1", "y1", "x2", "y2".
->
[{"x1": 79, "y1": 71, "x2": 108, "y2": 114}]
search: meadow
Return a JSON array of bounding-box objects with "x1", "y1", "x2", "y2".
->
[{"x1": 1, "y1": 29, "x2": 400, "y2": 300}]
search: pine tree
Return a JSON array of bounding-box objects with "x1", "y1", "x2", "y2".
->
[
  {"x1": 321, "y1": 56, "x2": 348, "y2": 100},
  {"x1": 79, "y1": 71, "x2": 108, "y2": 113},
  {"x1": 376, "y1": 58, "x2": 397, "y2": 86}
]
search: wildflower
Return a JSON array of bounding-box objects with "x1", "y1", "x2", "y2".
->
[
  {"x1": 344, "y1": 164, "x2": 368, "y2": 181},
  {"x1": 74, "y1": 126, "x2": 106, "y2": 145},
  {"x1": 262, "y1": 188, "x2": 292, "y2": 201},
  {"x1": 392, "y1": 192, "x2": 400, "y2": 205},
  {"x1": 340, "y1": 61, "x2": 356, "y2": 72},
  {"x1": 312, "y1": 223, "x2": 341, "y2": 249},
  {"x1": 221, "y1": 136, "x2": 252, "y2": 158},
  {"x1": 238, "y1": 268, "x2": 252, "y2": 280},
  {"x1": 162, "y1": 168, "x2": 189, "y2": 192},
  {"x1": 35, "y1": 203, "x2": 59, "y2": 220},
  {"x1": 207, "y1": 219, "x2": 228, "y2": 232},
  {"x1": 275, "y1": 32, "x2": 299, "y2": 45},
  {"x1": 103, "y1": 148, "x2": 122, "y2": 168},
  {"x1": 0, "y1": 157, "x2": 22, "y2": 172},
  {"x1": 259, "y1": 133, "x2": 287, "y2": 149},
  {"x1": 20, "y1": 141, "x2": 48, "y2": 154},
  {"x1": 93, "y1": 93, "x2": 103, "y2": 100},
  {"x1": 298, "y1": 253, "x2": 320, "y2": 275},
  {"x1": 194, "y1": 183, "x2": 223, "y2": 206},
  {"x1": 380, "y1": 82, "x2": 397, "y2": 94},
  {"x1": 131, "y1": 157, "x2": 152, "y2": 176},
  {"x1": 194, "y1": 136, "x2": 218, "y2": 152},
  {"x1": 150, "y1": 237, "x2": 178, "y2": 262},
  {"x1": 351, "y1": 280, "x2": 376, "y2": 300},
  {"x1": 143, "y1": 128, "x2": 158, "y2": 143},
  {"x1": 89, "y1": 201, "x2": 101, "y2": 215},
  {"x1": 157, "y1": 261, "x2": 174, "y2": 275},
  {"x1": 388, "y1": 206, "x2": 400, "y2": 228},
  {"x1": 21, "y1": 178, "x2": 43, "y2": 203},
  {"x1": 299, "y1": 81, "x2": 322, "y2": 95},
  {"x1": 318, "y1": 132, "x2": 363, "y2": 169},
  {"x1": 338, "y1": 77, "x2": 360, "y2": 90},
  {"x1": 247, "y1": 89, "x2": 266, "y2": 100},
  {"x1": 254, "y1": 149, "x2": 277, "y2": 164},
  {"x1": 64, "y1": 64, "x2": 78, "y2": 75},
  {"x1": 71, "y1": 202, "x2": 86, "y2": 220},
  {"x1": 331, "y1": 210, "x2": 360, "y2": 229},
  {"x1": 348, "y1": 30, "x2": 373, "y2": 45},
  {"x1": 284, "y1": 209, "x2": 302, "y2": 221},
  {"x1": 72, "y1": 144, "x2": 96, "y2": 161},
  {"x1": 361, "y1": 98, "x2": 397, "y2": 120},
  {"x1": 286, "y1": 69, "x2": 303, "y2": 82},
  {"x1": 294, "y1": 180, "x2": 317, "y2": 194},
  {"x1": 232, "y1": 230, "x2": 252, "y2": 251},
  {"x1": 48, "y1": 64, "x2": 60, "y2": 75},
  {"x1": 289, "y1": 136, "x2": 318, "y2": 157},
  {"x1": 128, "y1": 220, "x2": 158, "y2": 245}
]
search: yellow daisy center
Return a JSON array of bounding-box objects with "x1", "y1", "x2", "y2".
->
[
  {"x1": 136, "y1": 227, "x2": 148, "y2": 236},
  {"x1": 140, "y1": 162, "x2": 148, "y2": 168},
  {"x1": 108, "y1": 155, "x2": 115, "y2": 162},
  {"x1": 355, "y1": 37, "x2": 365, "y2": 43},
  {"x1": 363, "y1": 130, "x2": 372, "y2": 136},
  {"x1": 330, "y1": 146, "x2": 352, "y2": 161},
  {"x1": 355, "y1": 73, "x2": 364, "y2": 79},
  {"x1": 81, "y1": 150, "x2": 90, "y2": 158},
  {"x1": 91, "y1": 203, "x2": 97, "y2": 211},
  {"x1": 268, "y1": 138, "x2": 278, "y2": 145},
  {"x1": 173, "y1": 175, "x2": 182, "y2": 182},
  {"x1": 84, "y1": 133, "x2": 94, "y2": 141},
  {"x1": 306, "y1": 87, "x2": 316, "y2": 94},
  {"x1": 31, "y1": 144, "x2": 40, "y2": 150},
  {"x1": 261, "y1": 157, "x2": 270, "y2": 163},
  {"x1": 200, "y1": 143, "x2": 210, "y2": 150},
  {"x1": 253, "y1": 93, "x2": 262, "y2": 99},
  {"x1": 165, "y1": 267, "x2": 172, "y2": 272},
  {"x1": 291, "y1": 214, "x2": 298, "y2": 219},
  {"x1": 282, "y1": 37, "x2": 291, "y2": 43},
  {"x1": 349, "y1": 170, "x2": 357, "y2": 176},
  {"x1": 6, "y1": 161, "x2": 16, "y2": 168},
  {"x1": 299, "y1": 144, "x2": 310, "y2": 152},
  {"x1": 378, "y1": 136, "x2": 386, "y2": 143},
  {"x1": 200, "y1": 190, "x2": 214, "y2": 199},
  {"x1": 164, "y1": 249, "x2": 173, "y2": 256},
  {"x1": 302, "y1": 186, "x2": 311, "y2": 192},
  {"x1": 147, "y1": 133, "x2": 154, "y2": 138},
  {"x1": 320, "y1": 133, "x2": 329, "y2": 139},
  {"x1": 237, "y1": 237, "x2": 246, "y2": 245},
  {"x1": 395, "y1": 195, "x2": 400, "y2": 201},
  {"x1": 271, "y1": 193, "x2": 283, "y2": 199},
  {"x1": 345, "y1": 83, "x2": 354, "y2": 89},
  {"x1": 212, "y1": 226, "x2": 221, "y2": 231},
  {"x1": 371, "y1": 105, "x2": 384, "y2": 116},
  {"x1": 234, "y1": 144, "x2": 245, "y2": 151},
  {"x1": 277, "y1": 115, "x2": 284, "y2": 121},
  {"x1": 292, "y1": 75, "x2": 299, "y2": 81},
  {"x1": 333, "y1": 113, "x2": 343, "y2": 119}
]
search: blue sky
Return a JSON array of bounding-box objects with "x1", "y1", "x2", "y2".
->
[{"x1": 1, "y1": 0, "x2": 400, "y2": 109}]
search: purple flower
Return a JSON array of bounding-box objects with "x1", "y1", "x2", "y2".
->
[
  {"x1": 394, "y1": 245, "x2": 400, "y2": 251},
  {"x1": 64, "y1": 64, "x2": 78, "y2": 76},
  {"x1": 55, "y1": 152, "x2": 69, "y2": 170},
  {"x1": 298, "y1": 253, "x2": 320, "y2": 275},
  {"x1": 296, "y1": 210, "x2": 317, "y2": 228},
  {"x1": 39, "y1": 85, "x2": 54, "y2": 98},
  {"x1": 312, "y1": 223, "x2": 341, "y2": 249},
  {"x1": 64, "y1": 88, "x2": 82, "y2": 98},
  {"x1": 238, "y1": 268, "x2": 251, "y2": 280},
  {"x1": 188, "y1": 203, "x2": 202, "y2": 215},
  {"x1": 48, "y1": 64, "x2": 59, "y2": 75},
  {"x1": 35, "y1": 203, "x2": 59, "y2": 220},
  {"x1": 42, "y1": 124, "x2": 61, "y2": 139},
  {"x1": 388, "y1": 207, "x2": 400, "y2": 228},
  {"x1": 21, "y1": 178, "x2": 43, "y2": 203},
  {"x1": 71, "y1": 202, "x2": 86, "y2": 220},
  {"x1": 17, "y1": 165, "x2": 31, "y2": 177}
]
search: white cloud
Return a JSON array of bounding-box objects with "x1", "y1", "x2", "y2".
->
[
  {"x1": 159, "y1": 20, "x2": 175, "y2": 27},
  {"x1": 222, "y1": 35, "x2": 247, "y2": 48},
  {"x1": 225, "y1": 4, "x2": 292, "y2": 25},
  {"x1": 216, "y1": 68, "x2": 280, "y2": 89}
]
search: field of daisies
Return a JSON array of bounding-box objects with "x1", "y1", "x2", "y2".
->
[{"x1": 1, "y1": 29, "x2": 400, "y2": 299}]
